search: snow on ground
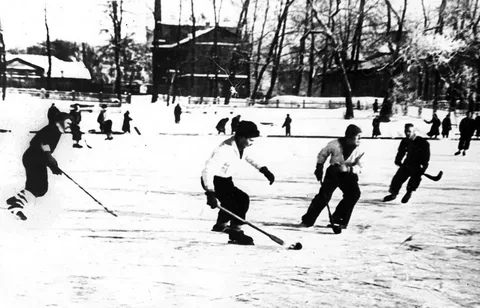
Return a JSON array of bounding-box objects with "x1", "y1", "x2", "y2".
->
[{"x1": 0, "y1": 94, "x2": 479, "y2": 307}]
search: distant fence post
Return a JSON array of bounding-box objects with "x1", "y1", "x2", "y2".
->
[
  {"x1": 99, "y1": 91, "x2": 103, "y2": 103},
  {"x1": 303, "y1": 100, "x2": 305, "y2": 108},
  {"x1": 71, "y1": 90, "x2": 76, "y2": 101},
  {"x1": 276, "y1": 99, "x2": 279, "y2": 108}
]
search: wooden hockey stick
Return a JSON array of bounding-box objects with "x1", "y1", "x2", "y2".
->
[
  {"x1": 61, "y1": 170, "x2": 118, "y2": 217},
  {"x1": 423, "y1": 171, "x2": 443, "y2": 182},
  {"x1": 216, "y1": 204, "x2": 285, "y2": 245}
]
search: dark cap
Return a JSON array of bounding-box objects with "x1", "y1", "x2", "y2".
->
[
  {"x1": 236, "y1": 121, "x2": 260, "y2": 138},
  {"x1": 345, "y1": 124, "x2": 362, "y2": 138},
  {"x1": 55, "y1": 112, "x2": 72, "y2": 123}
]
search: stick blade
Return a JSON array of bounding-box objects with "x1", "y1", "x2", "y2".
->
[{"x1": 269, "y1": 234, "x2": 285, "y2": 246}]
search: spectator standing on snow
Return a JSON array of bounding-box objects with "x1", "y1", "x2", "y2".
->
[
  {"x1": 47, "y1": 103, "x2": 59, "y2": 124},
  {"x1": 103, "y1": 107, "x2": 114, "y2": 140},
  {"x1": 122, "y1": 111, "x2": 132, "y2": 133},
  {"x1": 174, "y1": 103, "x2": 182, "y2": 124},
  {"x1": 300, "y1": 125, "x2": 364, "y2": 230},
  {"x1": 282, "y1": 114, "x2": 292, "y2": 136},
  {"x1": 455, "y1": 111, "x2": 476, "y2": 156},
  {"x1": 475, "y1": 112, "x2": 480, "y2": 139},
  {"x1": 201, "y1": 121, "x2": 275, "y2": 245},
  {"x1": 5, "y1": 113, "x2": 72, "y2": 220},
  {"x1": 372, "y1": 116, "x2": 381, "y2": 138},
  {"x1": 231, "y1": 115, "x2": 241, "y2": 134},
  {"x1": 373, "y1": 99, "x2": 379, "y2": 113},
  {"x1": 216, "y1": 117, "x2": 229, "y2": 134},
  {"x1": 97, "y1": 106, "x2": 106, "y2": 133},
  {"x1": 383, "y1": 123, "x2": 430, "y2": 204},
  {"x1": 442, "y1": 114, "x2": 452, "y2": 138},
  {"x1": 425, "y1": 113, "x2": 441, "y2": 139},
  {"x1": 69, "y1": 104, "x2": 84, "y2": 148}
]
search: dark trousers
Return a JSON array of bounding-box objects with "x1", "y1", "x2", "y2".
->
[
  {"x1": 285, "y1": 126, "x2": 291, "y2": 136},
  {"x1": 213, "y1": 176, "x2": 249, "y2": 227},
  {"x1": 71, "y1": 124, "x2": 82, "y2": 142},
  {"x1": 389, "y1": 165, "x2": 422, "y2": 195},
  {"x1": 23, "y1": 150, "x2": 49, "y2": 197},
  {"x1": 458, "y1": 134, "x2": 472, "y2": 150},
  {"x1": 302, "y1": 165, "x2": 361, "y2": 227},
  {"x1": 104, "y1": 120, "x2": 113, "y2": 135}
]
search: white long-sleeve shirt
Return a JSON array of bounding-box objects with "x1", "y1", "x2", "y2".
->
[
  {"x1": 317, "y1": 139, "x2": 364, "y2": 174},
  {"x1": 202, "y1": 137, "x2": 262, "y2": 192}
]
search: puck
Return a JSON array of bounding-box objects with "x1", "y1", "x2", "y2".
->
[{"x1": 288, "y1": 242, "x2": 302, "y2": 250}]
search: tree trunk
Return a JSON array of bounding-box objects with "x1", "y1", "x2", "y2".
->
[
  {"x1": 307, "y1": 0, "x2": 314, "y2": 96},
  {"x1": 190, "y1": 0, "x2": 196, "y2": 95},
  {"x1": 112, "y1": 0, "x2": 123, "y2": 100},
  {"x1": 251, "y1": 0, "x2": 293, "y2": 100},
  {"x1": 266, "y1": 12, "x2": 288, "y2": 99},
  {"x1": 45, "y1": 5, "x2": 52, "y2": 92},
  {"x1": 294, "y1": 0, "x2": 309, "y2": 96},
  {"x1": 151, "y1": 0, "x2": 162, "y2": 103},
  {"x1": 0, "y1": 30, "x2": 6, "y2": 100},
  {"x1": 251, "y1": 0, "x2": 270, "y2": 98}
]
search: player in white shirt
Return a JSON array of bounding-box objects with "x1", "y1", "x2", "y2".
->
[
  {"x1": 301, "y1": 124, "x2": 364, "y2": 230},
  {"x1": 201, "y1": 121, "x2": 275, "y2": 245}
]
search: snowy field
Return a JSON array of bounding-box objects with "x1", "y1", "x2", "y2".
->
[{"x1": 0, "y1": 94, "x2": 479, "y2": 307}]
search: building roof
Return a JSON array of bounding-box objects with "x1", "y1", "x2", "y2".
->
[
  {"x1": 6, "y1": 54, "x2": 91, "y2": 79},
  {"x1": 156, "y1": 27, "x2": 216, "y2": 49}
]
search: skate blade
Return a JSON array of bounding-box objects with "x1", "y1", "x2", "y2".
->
[{"x1": 228, "y1": 240, "x2": 254, "y2": 246}]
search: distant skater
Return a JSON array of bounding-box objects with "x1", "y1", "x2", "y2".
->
[
  {"x1": 47, "y1": 103, "x2": 59, "y2": 124},
  {"x1": 174, "y1": 104, "x2": 182, "y2": 124},
  {"x1": 216, "y1": 117, "x2": 229, "y2": 134},
  {"x1": 6, "y1": 113, "x2": 72, "y2": 220},
  {"x1": 282, "y1": 114, "x2": 292, "y2": 136},
  {"x1": 300, "y1": 125, "x2": 364, "y2": 230},
  {"x1": 455, "y1": 111, "x2": 476, "y2": 156},
  {"x1": 425, "y1": 113, "x2": 440, "y2": 139},
  {"x1": 373, "y1": 99, "x2": 379, "y2": 113},
  {"x1": 231, "y1": 115, "x2": 241, "y2": 134},
  {"x1": 372, "y1": 115, "x2": 381, "y2": 138},
  {"x1": 383, "y1": 123, "x2": 430, "y2": 204},
  {"x1": 201, "y1": 121, "x2": 275, "y2": 245},
  {"x1": 122, "y1": 111, "x2": 132, "y2": 133},
  {"x1": 441, "y1": 114, "x2": 452, "y2": 138}
]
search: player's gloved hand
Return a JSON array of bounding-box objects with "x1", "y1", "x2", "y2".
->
[
  {"x1": 419, "y1": 165, "x2": 428, "y2": 174},
  {"x1": 45, "y1": 152, "x2": 63, "y2": 175},
  {"x1": 314, "y1": 163, "x2": 323, "y2": 182},
  {"x1": 259, "y1": 167, "x2": 275, "y2": 185},
  {"x1": 205, "y1": 191, "x2": 218, "y2": 209},
  {"x1": 335, "y1": 163, "x2": 349, "y2": 172},
  {"x1": 394, "y1": 160, "x2": 402, "y2": 167}
]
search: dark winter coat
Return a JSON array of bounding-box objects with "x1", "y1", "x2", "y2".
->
[
  {"x1": 395, "y1": 136, "x2": 430, "y2": 171},
  {"x1": 459, "y1": 117, "x2": 476, "y2": 137},
  {"x1": 425, "y1": 115, "x2": 441, "y2": 137},
  {"x1": 216, "y1": 118, "x2": 229, "y2": 133},
  {"x1": 372, "y1": 117, "x2": 381, "y2": 136},
  {"x1": 475, "y1": 116, "x2": 480, "y2": 137},
  {"x1": 122, "y1": 112, "x2": 132, "y2": 133},
  {"x1": 47, "y1": 105, "x2": 59, "y2": 124},
  {"x1": 231, "y1": 115, "x2": 241, "y2": 133},
  {"x1": 442, "y1": 117, "x2": 452, "y2": 135},
  {"x1": 282, "y1": 116, "x2": 292, "y2": 129}
]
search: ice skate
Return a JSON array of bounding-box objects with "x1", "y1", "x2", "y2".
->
[
  {"x1": 401, "y1": 191, "x2": 412, "y2": 203},
  {"x1": 73, "y1": 143, "x2": 83, "y2": 148},
  {"x1": 463, "y1": 150, "x2": 466, "y2": 156},
  {"x1": 383, "y1": 194, "x2": 397, "y2": 202},
  {"x1": 454, "y1": 151, "x2": 461, "y2": 156},
  {"x1": 211, "y1": 223, "x2": 228, "y2": 233},
  {"x1": 228, "y1": 229, "x2": 254, "y2": 245}
]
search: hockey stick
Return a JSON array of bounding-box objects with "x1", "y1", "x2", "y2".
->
[
  {"x1": 216, "y1": 204, "x2": 285, "y2": 245},
  {"x1": 61, "y1": 170, "x2": 118, "y2": 217},
  {"x1": 320, "y1": 180, "x2": 342, "y2": 234},
  {"x1": 423, "y1": 171, "x2": 443, "y2": 182}
]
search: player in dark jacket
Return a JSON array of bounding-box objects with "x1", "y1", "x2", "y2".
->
[
  {"x1": 122, "y1": 111, "x2": 132, "y2": 133},
  {"x1": 425, "y1": 113, "x2": 440, "y2": 139},
  {"x1": 69, "y1": 104, "x2": 84, "y2": 148},
  {"x1": 372, "y1": 116, "x2": 381, "y2": 138},
  {"x1": 216, "y1": 117, "x2": 229, "y2": 134},
  {"x1": 6, "y1": 112, "x2": 72, "y2": 220},
  {"x1": 383, "y1": 123, "x2": 430, "y2": 204},
  {"x1": 455, "y1": 111, "x2": 476, "y2": 156},
  {"x1": 441, "y1": 114, "x2": 452, "y2": 138},
  {"x1": 47, "y1": 103, "x2": 59, "y2": 124},
  {"x1": 474, "y1": 112, "x2": 480, "y2": 139},
  {"x1": 282, "y1": 114, "x2": 292, "y2": 136}
]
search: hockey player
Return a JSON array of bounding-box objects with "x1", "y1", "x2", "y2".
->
[
  {"x1": 383, "y1": 123, "x2": 430, "y2": 204},
  {"x1": 425, "y1": 113, "x2": 441, "y2": 139},
  {"x1": 216, "y1": 117, "x2": 229, "y2": 134},
  {"x1": 441, "y1": 113, "x2": 452, "y2": 138},
  {"x1": 372, "y1": 115, "x2": 381, "y2": 138},
  {"x1": 300, "y1": 124, "x2": 364, "y2": 230},
  {"x1": 69, "y1": 104, "x2": 84, "y2": 148},
  {"x1": 282, "y1": 114, "x2": 292, "y2": 136},
  {"x1": 6, "y1": 112, "x2": 72, "y2": 220},
  {"x1": 455, "y1": 111, "x2": 476, "y2": 156},
  {"x1": 201, "y1": 121, "x2": 275, "y2": 245},
  {"x1": 122, "y1": 111, "x2": 132, "y2": 133}
]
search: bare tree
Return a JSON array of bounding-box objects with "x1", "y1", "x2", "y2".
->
[
  {"x1": 151, "y1": 0, "x2": 161, "y2": 103},
  {"x1": 265, "y1": 9, "x2": 288, "y2": 98},
  {"x1": 106, "y1": 0, "x2": 124, "y2": 100},
  {"x1": 251, "y1": 0, "x2": 270, "y2": 99},
  {"x1": 190, "y1": 0, "x2": 196, "y2": 94},
  {"x1": 0, "y1": 24, "x2": 6, "y2": 100},
  {"x1": 45, "y1": 4, "x2": 52, "y2": 92}
]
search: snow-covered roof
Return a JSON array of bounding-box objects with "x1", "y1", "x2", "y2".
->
[{"x1": 5, "y1": 54, "x2": 91, "y2": 80}]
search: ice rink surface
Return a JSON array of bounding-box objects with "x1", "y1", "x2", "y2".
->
[{"x1": 0, "y1": 95, "x2": 479, "y2": 307}]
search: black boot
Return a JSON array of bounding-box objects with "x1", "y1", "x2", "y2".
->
[
  {"x1": 383, "y1": 194, "x2": 397, "y2": 202},
  {"x1": 401, "y1": 191, "x2": 412, "y2": 203},
  {"x1": 228, "y1": 229, "x2": 254, "y2": 245},
  {"x1": 211, "y1": 223, "x2": 228, "y2": 233}
]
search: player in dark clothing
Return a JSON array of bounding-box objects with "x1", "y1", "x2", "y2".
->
[
  {"x1": 174, "y1": 104, "x2": 182, "y2": 124},
  {"x1": 231, "y1": 115, "x2": 241, "y2": 134},
  {"x1": 425, "y1": 113, "x2": 441, "y2": 139},
  {"x1": 442, "y1": 114, "x2": 452, "y2": 138},
  {"x1": 475, "y1": 113, "x2": 480, "y2": 139},
  {"x1": 282, "y1": 114, "x2": 292, "y2": 136},
  {"x1": 383, "y1": 123, "x2": 430, "y2": 204},
  {"x1": 216, "y1": 117, "x2": 229, "y2": 134},
  {"x1": 122, "y1": 111, "x2": 132, "y2": 133},
  {"x1": 6, "y1": 112, "x2": 72, "y2": 220},
  {"x1": 47, "y1": 103, "x2": 59, "y2": 124},
  {"x1": 69, "y1": 104, "x2": 84, "y2": 148},
  {"x1": 455, "y1": 111, "x2": 476, "y2": 156},
  {"x1": 372, "y1": 116, "x2": 381, "y2": 138},
  {"x1": 300, "y1": 125, "x2": 364, "y2": 230}
]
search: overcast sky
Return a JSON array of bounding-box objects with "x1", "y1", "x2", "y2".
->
[{"x1": 0, "y1": 0, "x2": 441, "y2": 50}]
